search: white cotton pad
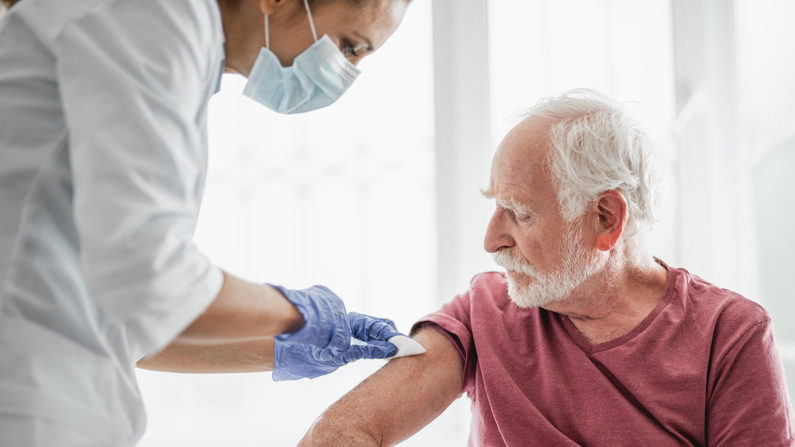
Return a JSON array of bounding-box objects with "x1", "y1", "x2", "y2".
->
[
  {"x1": 350, "y1": 336, "x2": 426, "y2": 358},
  {"x1": 387, "y1": 335, "x2": 426, "y2": 358}
]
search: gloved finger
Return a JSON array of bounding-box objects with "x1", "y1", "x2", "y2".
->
[
  {"x1": 348, "y1": 312, "x2": 402, "y2": 342},
  {"x1": 366, "y1": 340, "x2": 398, "y2": 359},
  {"x1": 312, "y1": 346, "x2": 342, "y2": 362},
  {"x1": 340, "y1": 340, "x2": 397, "y2": 363}
]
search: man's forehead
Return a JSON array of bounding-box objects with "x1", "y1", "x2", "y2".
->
[
  {"x1": 485, "y1": 159, "x2": 546, "y2": 213},
  {"x1": 483, "y1": 173, "x2": 545, "y2": 212},
  {"x1": 508, "y1": 115, "x2": 555, "y2": 145},
  {"x1": 485, "y1": 117, "x2": 555, "y2": 209}
]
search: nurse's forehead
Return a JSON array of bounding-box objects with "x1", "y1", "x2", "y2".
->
[{"x1": 337, "y1": 0, "x2": 407, "y2": 47}]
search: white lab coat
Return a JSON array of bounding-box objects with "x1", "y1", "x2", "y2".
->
[{"x1": 0, "y1": 0, "x2": 225, "y2": 444}]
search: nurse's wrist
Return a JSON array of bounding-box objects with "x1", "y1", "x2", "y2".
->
[{"x1": 264, "y1": 283, "x2": 306, "y2": 336}]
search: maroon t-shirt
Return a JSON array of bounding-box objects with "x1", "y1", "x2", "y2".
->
[{"x1": 415, "y1": 266, "x2": 793, "y2": 446}]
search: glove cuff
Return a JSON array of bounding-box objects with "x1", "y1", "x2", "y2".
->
[
  {"x1": 271, "y1": 341, "x2": 294, "y2": 382},
  {"x1": 267, "y1": 284, "x2": 312, "y2": 344},
  {"x1": 272, "y1": 342, "x2": 334, "y2": 382}
]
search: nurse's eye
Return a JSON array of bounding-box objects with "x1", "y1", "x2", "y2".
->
[{"x1": 342, "y1": 39, "x2": 359, "y2": 57}]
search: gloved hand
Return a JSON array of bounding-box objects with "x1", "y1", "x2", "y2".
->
[
  {"x1": 272, "y1": 312, "x2": 406, "y2": 381},
  {"x1": 269, "y1": 284, "x2": 350, "y2": 351},
  {"x1": 348, "y1": 312, "x2": 402, "y2": 343}
]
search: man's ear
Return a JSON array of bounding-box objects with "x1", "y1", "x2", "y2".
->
[
  {"x1": 259, "y1": 0, "x2": 284, "y2": 15},
  {"x1": 592, "y1": 190, "x2": 627, "y2": 252}
]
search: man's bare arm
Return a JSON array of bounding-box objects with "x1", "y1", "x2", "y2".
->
[
  {"x1": 136, "y1": 338, "x2": 275, "y2": 373},
  {"x1": 298, "y1": 325, "x2": 465, "y2": 447}
]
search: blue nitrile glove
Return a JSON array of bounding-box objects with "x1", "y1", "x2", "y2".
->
[
  {"x1": 347, "y1": 312, "x2": 404, "y2": 343},
  {"x1": 269, "y1": 284, "x2": 350, "y2": 351},
  {"x1": 272, "y1": 312, "x2": 403, "y2": 381}
]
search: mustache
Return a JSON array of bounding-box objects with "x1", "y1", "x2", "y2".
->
[{"x1": 492, "y1": 249, "x2": 537, "y2": 277}]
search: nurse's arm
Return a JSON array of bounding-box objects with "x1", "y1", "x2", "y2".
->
[
  {"x1": 136, "y1": 338, "x2": 275, "y2": 373},
  {"x1": 298, "y1": 325, "x2": 464, "y2": 447},
  {"x1": 178, "y1": 271, "x2": 305, "y2": 343}
]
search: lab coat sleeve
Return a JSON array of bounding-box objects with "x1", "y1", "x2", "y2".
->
[{"x1": 55, "y1": 0, "x2": 224, "y2": 355}]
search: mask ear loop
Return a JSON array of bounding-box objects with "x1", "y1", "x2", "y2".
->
[
  {"x1": 302, "y1": 0, "x2": 318, "y2": 42},
  {"x1": 264, "y1": 15, "x2": 270, "y2": 49}
]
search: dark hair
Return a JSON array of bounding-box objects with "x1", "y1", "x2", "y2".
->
[
  {"x1": 2, "y1": 0, "x2": 406, "y2": 18},
  {"x1": 4, "y1": 0, "x2": 389, "y2": 13},
  {"x1": 0, "y1": 0, "x2": 346, "y2": 10},
  {"x1": 219, "y1": 0, "x2": 368, "y2": 11}
]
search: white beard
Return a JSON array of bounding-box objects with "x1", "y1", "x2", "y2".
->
[{"x1": 492, "y1": 222, "x2": 607, "y2": 308}]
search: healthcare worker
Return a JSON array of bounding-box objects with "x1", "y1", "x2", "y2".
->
[{"x1": 0, "y1": 0, "x2": 411, "y2": 445}]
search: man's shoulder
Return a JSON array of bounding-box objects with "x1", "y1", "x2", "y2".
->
[
  {"x1": 469, "y1": 271, "x2": 508, "y2": 289},
  {"x1": 467, "y1": 271, "x2": 513, "y2": 304},
  {"x1": 674, "y1": 267, "x2": 770, "y2": 329},
  {"x1": 417, "y1": 271, "x2": 531, "y2": 335}
]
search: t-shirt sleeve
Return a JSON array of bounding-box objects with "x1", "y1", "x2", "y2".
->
[
  {"x1": 706, "y1": 319, "x2": 794, "y2": 446},
  {"x1": 413, "y1": 290, "x2": 478, "y2": 396},
  {"x1": 54, "y1": 0, "x2": 224, "y2": 355}
]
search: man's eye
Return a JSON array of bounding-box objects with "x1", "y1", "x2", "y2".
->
[
  {"x1": 504, "y1": 209, "x2": 532, "y2": 223},
  {"x1": 516, "y1": 213, "x2": 533, "y2": 223}
]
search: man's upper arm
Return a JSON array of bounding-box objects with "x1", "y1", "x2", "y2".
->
[
  {"x1": 298, "y1": 325, "x2": 465, "y2": 447},
  {"x1": 707, "y1": 320, "x2": 794, "y2": 446}
]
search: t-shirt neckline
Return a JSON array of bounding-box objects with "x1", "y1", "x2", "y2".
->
[{"x1": 559, "y1": 258, "x2": 677, "y2": 355}]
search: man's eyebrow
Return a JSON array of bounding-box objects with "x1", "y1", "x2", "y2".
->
[
  {"x1": 497, "y1": 197, "x2": 535, "y2": 215},
  {"x1": 480, "y1": 187, "x2": 536, "y2": 214},
  {"x1": 354, "y1": 31, "x2": 375, "y2": 52}
]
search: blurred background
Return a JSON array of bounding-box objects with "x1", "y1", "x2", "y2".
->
[{"x1": 136, "y1": 0, "x2": 795, "y2": 445}]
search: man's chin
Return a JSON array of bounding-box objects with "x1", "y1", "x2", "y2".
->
[{"x1": 505, "y1": 276, "x2": 564, "y2": 309}]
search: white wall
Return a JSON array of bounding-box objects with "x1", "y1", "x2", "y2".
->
[{"x1": 734, "y1": 0, "x2": 795, "y2": 387}]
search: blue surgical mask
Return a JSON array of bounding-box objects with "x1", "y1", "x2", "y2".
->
[{"x1": 242, "y1": 0, "x2": 361, "y2": 114}]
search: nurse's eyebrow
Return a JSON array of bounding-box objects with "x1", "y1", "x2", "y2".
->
[{"x1": 354, "y1": 31, "x2": 375, "y2": 52}]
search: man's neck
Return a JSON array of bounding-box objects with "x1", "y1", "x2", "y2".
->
[{"x1": 542, "y1": 254, "x2": 669, "y2": 345}]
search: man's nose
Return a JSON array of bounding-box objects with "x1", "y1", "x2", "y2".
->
[{"x1": 483, "y1": 209, "x2": 514, "y2": 254}]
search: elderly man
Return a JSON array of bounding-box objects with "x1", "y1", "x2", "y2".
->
[{"x1": 297, "y1": 89, "x2": 793, "y2": 446}]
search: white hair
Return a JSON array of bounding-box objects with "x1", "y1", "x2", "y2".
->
[
  {"x1": 515, "y1": 88, "x2": 664, "y2": 238},
  {"x1": 493, "y1": 220, "x2": 608, "y2": 308}
]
